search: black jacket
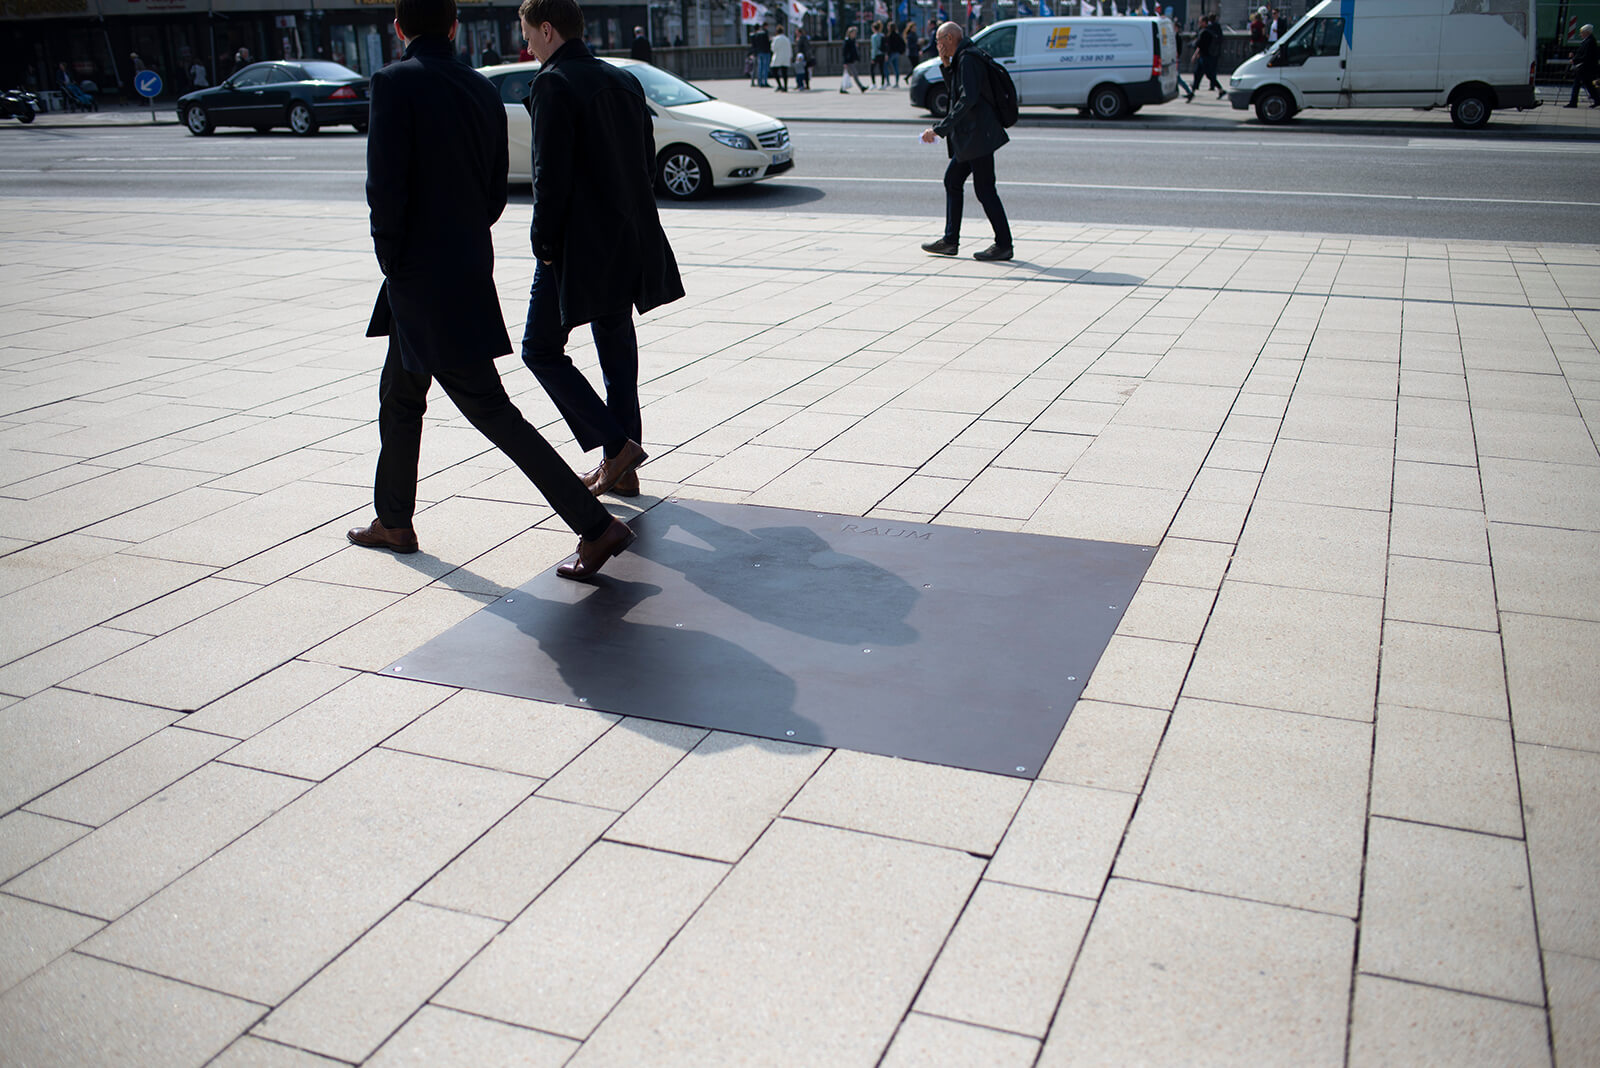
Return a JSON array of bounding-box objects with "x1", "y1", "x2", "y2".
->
[
  {"x1": 1574, "y1": 35, "x2": 1599, "y2": 76},
  {"x1": 630, "y1": 34, "x2": 653, "y2": 62},
  {"x1": 750, "y1": 29, "x2": 771, "y2": 54},
  {"x1": 933, "y1": 40, "x2": 1008, "y2": 162},
  {"x1": 365, "y1": 35, "x2": 510, "y2": 373},
  {"x1": 529, "y1": 39, "x2": 684, "y2": 330},
  {"x1": 842, "y1": 36, "x2": 860, "y2": 63},
  {"x1": 1197, "y1": 23, "x2": 1221, "y2": 58}
]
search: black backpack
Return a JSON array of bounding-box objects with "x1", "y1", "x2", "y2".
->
[{"x1": 973, "y1": 48, "x2": 1018, "y2": 128}]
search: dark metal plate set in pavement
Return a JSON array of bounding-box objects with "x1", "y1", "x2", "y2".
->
[{"x1": 388, "y1": 500, "x2": 1153, "y2": 779}]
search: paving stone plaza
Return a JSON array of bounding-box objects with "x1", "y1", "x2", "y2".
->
[{"x1": 1, "y1": 187, "x2": 1597, "y2": 1065}]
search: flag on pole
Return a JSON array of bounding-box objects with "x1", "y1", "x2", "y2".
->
[
  {"x1": 741, "y1": 0, "x2": 770, "y2": 23},
  {"x1": 875, "y1": 0, "x2": 888, "y2": 19},
  {"x1": 787, "y1": 0, "x2": 808, "y2": 19}
]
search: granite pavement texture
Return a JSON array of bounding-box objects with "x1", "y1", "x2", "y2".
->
[{"x1": 1, "y1": 197, "x2": 1598, "y2": 1065}]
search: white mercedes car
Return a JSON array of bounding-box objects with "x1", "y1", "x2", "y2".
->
[{"x1": 480, "y1": 58, "x2": 793, "y2": 200}]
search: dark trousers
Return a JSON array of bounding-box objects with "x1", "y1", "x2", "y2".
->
[
  {"x1": 1570, "y1": 69, "x2": 1599, "y2": 105},
  {"x1": 943, "y1": 153, "x2": 1012, "y2": 249},
  {"x1": 520, "y1": 261, "x2": 640, "y2": 461},
  {"x1": 1198, "y1": 56, "x2": 1223, "y2": 92},
  {"x1": 374, "y1": 335, "x2": 611, "y2": 540}
]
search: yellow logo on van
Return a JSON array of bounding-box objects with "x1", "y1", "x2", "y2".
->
[{"x1": 1047, "y1": 26, "x2": 1072, "y2": 48}]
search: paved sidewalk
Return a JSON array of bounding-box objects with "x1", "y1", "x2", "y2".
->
[{"x1": 1, "y1": 196, "x2": 1598, "y2": 1066}]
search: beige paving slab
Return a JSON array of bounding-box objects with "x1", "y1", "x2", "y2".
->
[
  {"x1": 607, "y1": 732, "x2": 825, "y2": 862},
  {"x1": 83, "y1": 748, "x2": 530, "y2": 1004},
  {"x1": 536, "y1": 716, "x2": 706, "y2": 810},
  {"x1": 384, "y1": 688, "x2": 615, "y2": 780},
  {"x1": 1279, "y1": 393, "x2": 1398, "y2": 449},
  {"x1": 1041, "y1": 879, "x2": 1352, "y2": 1067},
  {"x1": 367, "y1": 1005, "x2": 577, "y2": 1068},
  {"x1": 783, "y1": 748, "x2": 1027, "y2": 855},
  {"x1": 1255, "y1": 438, "x2": 1393, "y2": 512},
  {"x1": 1546, "y1": 950, "x2": 1600, "y2": 1068},
  {"x1": 1371, "y1": 705, "x2": 1521, "y2": 837},
  {"x1": 1487, "y1": 523, "x2": 1600, "y2": 623},
  {"x1": 1037, "y1": 700, "x2": 1168, "y2": 794},
  {"x1": 1228, "y1": 499, "x2": 1389, "y2": 597},
  {"x1": 1079, "y1": 634, "x2": 1193, "y2": 712},
  {"x1": 436, "y1": 840, "x2": 726, "y2": 1039},
  {"x1": 1184, "y1": 580, "x2": 1382, "y2": 721},
  {"x1": 304, "y1": 586, "x2": 495, "y2": 673},
  {"x1": 1385, "y1": 555, "x2": 1499, "y2": 631},
  {"x1": 1393, "y1": 459, "x2": 1483, "y2": 511},
  {"x1": 1359, "y1": 817, "x2": 1544, "y2": 1004},
  {"x1": 69, "y1": 578, "x2": 396, "y2": 711},
  {"x1": 5, "y1": 762, "x2": 308, "y2": 921},
  {"x1": 984, "y1": 779, "x2": 1135, "y2": 900},
  {"x1": 182, "y1": 659, "x2": 358, "y2": 740},
  {"x1": 1140, "y1": 536, "x2": 1233, "y2": 589},
  {"x1": 1112, "y1": 581, "x2": 1216, "y2": 645},
  {"x1": 1502, "y1": 613, "x2": 1600, "y2": 752},
  {"x1": 1517, "y1": 743, "x2": 1600, "y2": 958},
  {"x1": 1347, "y1": 974, "x2": 1551, "y2": 1068},
  {"x1": 1480, "y1": 457, "x2": 1600, "y2": 530},
  {"x1": 0, "y1": 893, "x2": 103, "y2": 995},
  {"x1": 0, "y1": 810, "x2": 87, "y2": 884},
  {"x1": 880, "y1": 1013, "x2": 1041, "y2": 1067},
  {"x1": 1024, "y1": 479, "x2": 1181, "y2": 545},
  {"x1": 1117, "y1": 698, "x2": 1370, "y2": 916},
  {"x1": 26, "y1": 725, "x2": 233, "y2": 826},
  {"x1": 568, "y1": 818, "x2": 983, "y2": 1066},
  {"x1": 0, "y1": 952, "x2": 263, "y2": 1068},
  {"x1": 212, "y1": 1036, "x2": 347, "y2": 1067},
  {"x1": 915, "y1": 880, "x2": 1093, "y2": 1037},
  {"x1": 1475, "y1": 409, "x2": 1599, "y2": 466},
  {"x1": 0, "y1": 624, "x2": 148, "y2": 698},
  {"x1": 414, "y1": 795, "x2": 615, "y2": 920},
  {"x1": 124, "y1": 478, "x2": 366, "y2": 569},
  {"x1": 1377, "y1": 620, "x2": 1509, "y2": 719},
  {"x1": 0, "y1": 688, "x2": 178, "y2": 815},
  {"x1": 221, "y1": 672, "x2": 450, "y2": 781},
  {"x1": 253, "y1": 901, "x2": 502, "y2": 1063}
]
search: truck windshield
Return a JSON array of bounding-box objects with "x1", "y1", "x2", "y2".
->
[{"x1": 1272, "y1": 16, "x2": 1344, "y2": 65}]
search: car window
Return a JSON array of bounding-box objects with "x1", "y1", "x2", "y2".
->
[
  {"x1": 497, "y1": 70, "x2": 537, "y2": 104},
  {"x1": 973, "y1": 25, "x2": 1016, "y2": 59},
  {"x1": 298, "y1": 60, "x2": 361, "y2": 81},
  {"x1": 616, "y1": 62, "x2": 712, "y2": 107},
  {"x1": 258, "y1": 66, "x2": 295, "y2": 85},
  {"x1": 1275, "y1": 16, "x2": 1342, "y2": 65},
  {"x1": 229, "y1": 66, "x2": 275, "y2": 88}
]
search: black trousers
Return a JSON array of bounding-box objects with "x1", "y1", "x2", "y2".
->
[
  {"x1": 1569, "y1": 69, "x2": 1599, "y2": 105},
  {"x1": 374, "y1": 335, "x2": 611, "y2": 540},
  {"x1": 520, "y1": 261, "x2": 640, "y2": 460},
  {"x1": 943, "y1": 152, "x2": 1012, "y2": 248}
]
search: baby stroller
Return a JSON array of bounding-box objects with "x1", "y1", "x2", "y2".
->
[{"x1": 62, "y1": 80, "x2": 97, "y2": 111}]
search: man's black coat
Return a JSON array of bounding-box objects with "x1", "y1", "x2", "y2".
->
[
  {"x1": 933, "y1": 39, "x2": 1009, "y2": 162},
  {"x1": 1575, "y1": 34, "x2": 1599, "y2": 78},
  {"x1": 365, "y1": 35, "x2": 511, "y2": 373},
  {"x1": 528, "y1": 39, "x2": 683, "y2": 331},
  {"x1": 630, "y1": 32, "x2": 653, "y2": 62}
]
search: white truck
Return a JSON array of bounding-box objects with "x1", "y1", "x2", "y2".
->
[{"x1": 1227, "y1": 0, "x2": 1540, "y2": 129}]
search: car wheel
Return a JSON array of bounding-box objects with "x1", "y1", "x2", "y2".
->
[
  {"x1": 1088, "y1": 84, "x2": 1128, "y2": 120},
  {"x1": 657, "y1": 145, "x2": 710, "y2": 200},
  {"x1": 287, "y1": 102, "x2": 317, "y2": 136},
  {"x1": 185, "y1": 104, "x2": 214, "y2": 135},
  {"x1": 927, "y1": 85, "x2": 949, "y2": 116},
  {"x1": 1254, "y1": 87, "x2": 1296, "y2": 124},
  {"x1": 1450, "y1": 89, "x2": 1491, "y2": 129}
]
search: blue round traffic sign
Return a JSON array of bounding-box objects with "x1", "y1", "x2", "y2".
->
[{"x1": 135, "y1": 70, "x2": 163, "y2": 98}]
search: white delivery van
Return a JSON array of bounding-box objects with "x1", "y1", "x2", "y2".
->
[
  {"x1": 1227, "y1": 0, "x2": 1539, "y2": 128},
  {"x1": 908, "y1": 16, "x2": 1179, "y2": 120}
]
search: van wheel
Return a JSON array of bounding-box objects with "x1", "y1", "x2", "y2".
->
[
  {"x1": 1089, "y1": 84, "x2": 1128, "y2": 120},
  {"x1": 1450, "y1": 89, "x2": 1491, "y2": 129},
  {"x1": 1254, "y1": 87, "x2": 1296, "y2": 123},
  {"x1": 927, "y1": 86, "x2": 949, "y2": 116}
]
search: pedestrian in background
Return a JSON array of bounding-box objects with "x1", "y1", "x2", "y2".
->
[
  {"x1": 356, "y1": 0, "x2": 634, "y2": 580},
  {"x1": 630, "y1": 25, "x2": 652, "y2": 61},
  {"x1": 840, "y1": 27, "x2": 867, "y2": 92},
  {"x1": 770, "y1": 23, "x2": 792, "y2": 91},
  {"x1": 794, "y1": 28, "x2": 811, "y2": 89},
  {"x1": 919, "y1": 21, "x2": 1012, "y2": 263},
  {"x1": 751, "y1": 21, "x2": 771, "y2": 86},
  {"x1": 870, "y1": 21, "x2": 886, "y2": 87},
  {"x1": 1249, "y1": 10, "x2": 1266, "y2": 54},
  {"x1": 188, "y1": 58, "x2": 208, "y2": 90},
  {"x1": 1193, "y1": 14, "x2": 1225, "y2": 98},
  {"x1": 905, "y1": 21, "x2": 921, "y2": 65},
  {"x1": 886, "y1": 21, "x2": 905, "y2": 86},
  {"x1": 1568, "y1": 24, "x2": 1599, "y2": 108}
]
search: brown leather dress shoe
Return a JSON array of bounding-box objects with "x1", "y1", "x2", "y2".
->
[
  {"x1": 585, "y1": 440, "x2": 647, "y2": 497},
  {"x1": 556, "y1": 517, "x2": 637, "y2": 580},
  {"x1": 347, "y1": 518, "x2": 419, "y2": 554}
]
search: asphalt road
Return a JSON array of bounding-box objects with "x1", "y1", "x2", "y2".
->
[{"x1": 2, "y1": 119, "x2": 1597, "y2": 243}]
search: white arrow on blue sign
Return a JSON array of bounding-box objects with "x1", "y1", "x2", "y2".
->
[{"x1": 135, "y1": 70, "x2": 163, "y2": 98}]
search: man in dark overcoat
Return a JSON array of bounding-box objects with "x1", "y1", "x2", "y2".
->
[
  {"x1": 354, "y1": 0, "x2": 635, "y2": 580},
  {"x1": 518, "y1": 0, "x2": 684, "y2": 499},
  {"x1": 1567, "y1": 24, "x2": 1599, "y2": 108},
  {"x1": 918, "y1": 21, "x2": 1013, "y2": 262}
]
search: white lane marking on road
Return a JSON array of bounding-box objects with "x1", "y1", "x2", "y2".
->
[
  {"x1": 0, "y1": 168, "x2": 364, "y2": 175},
  {"x1": 70, "y1": 156, "x2": 299, "y2": 162},
  {"x1": 771, "y1": 174, "x2": 1600, "y2": 206}
]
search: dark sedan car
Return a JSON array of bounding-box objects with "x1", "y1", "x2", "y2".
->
[{"x1": 177, "y1": 60, "x2": 369, "y2": 136}]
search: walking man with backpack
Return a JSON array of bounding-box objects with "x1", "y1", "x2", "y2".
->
[{"x1": 918, "y1": 21, "x2": 1013, "y2": 262}]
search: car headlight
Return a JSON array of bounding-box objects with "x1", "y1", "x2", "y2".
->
[{"x1": 708, "y1": 129, "x2": 756, "y2": 151}]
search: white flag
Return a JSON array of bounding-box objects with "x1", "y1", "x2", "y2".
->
[
  {"x1": 741, "y1": 0, "x2": 771, "y2": 24},
  {"x1": 787, "y1": 0, "x2": 809, "y2": 19}
]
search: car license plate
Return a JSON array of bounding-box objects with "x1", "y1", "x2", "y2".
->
[{"x1": 771, "y1": 148, "x2": 791, "y2": 165}]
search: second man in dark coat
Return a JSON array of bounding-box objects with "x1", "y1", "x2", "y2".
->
[
  {"x1": 519, "y1": 0, "x2": 684, "y2": 499},
  {"x1": 919, "y1": 21, "x2": 1012, "y2": 262}
]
